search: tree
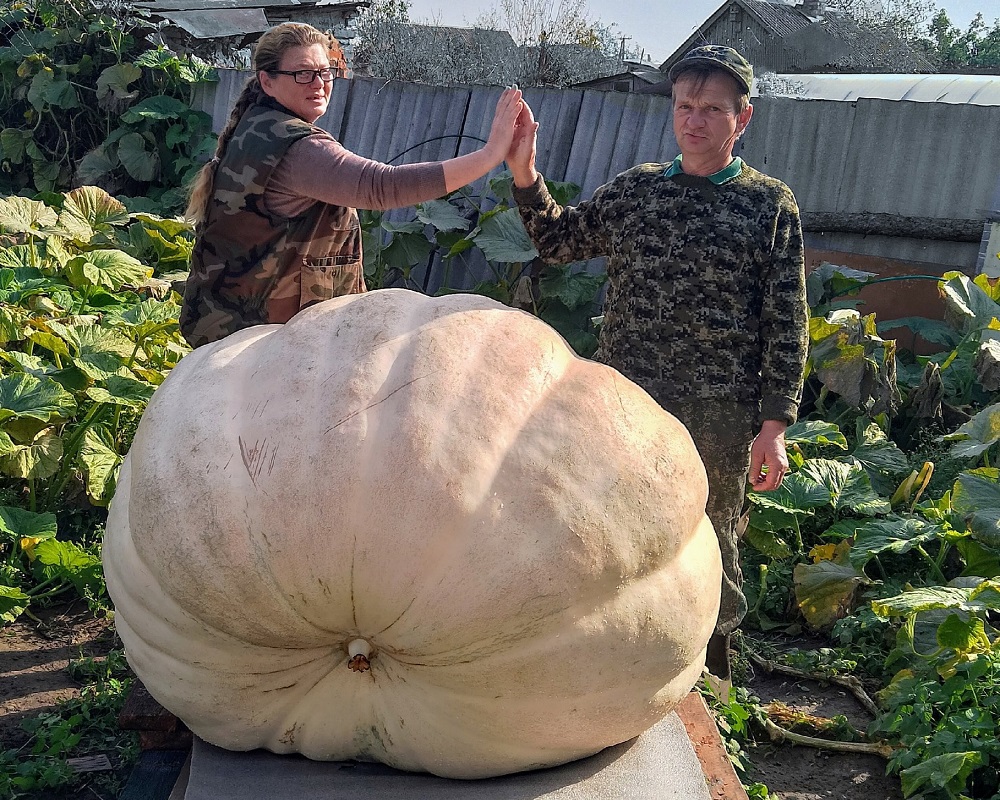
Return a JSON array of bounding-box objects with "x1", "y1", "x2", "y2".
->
[
  {"x1": 475, "y1": 0, "x2": 596, "y2": 47},
  {"x1": 351, "y1": 0, "x2": 624, "y2": 87},
  {"x1": 830, "y1": 0, "x2": 937, "y2": 43},
  {"x1": 924, "y1": 10, "x2": 1000, "y2": 69},
  {"x1": 828, "y1": 0, "x2": 1000, "y2": 70}
]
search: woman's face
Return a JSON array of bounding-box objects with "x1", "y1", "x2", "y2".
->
[{"x1": 259, "y1": 43, "x2": 334, "y2": 123}]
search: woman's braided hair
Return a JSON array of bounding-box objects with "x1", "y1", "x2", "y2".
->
[{"x1": 184, "y1": 23, "x2": 344, "y2": 227}]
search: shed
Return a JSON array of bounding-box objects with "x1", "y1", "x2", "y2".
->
[
  {"x1": 137, "y1": 0, "x2": 369, "y2": 68},
  {"x1": 574, "y1": 62, "x2": 669, "y2": 93}
]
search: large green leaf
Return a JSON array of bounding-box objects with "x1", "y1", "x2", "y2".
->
[
  {"x1": 0, "y1": 373, "x2": 76, "y2": 424},
  {"x1": 26, "y1": 68, "x2": 77, "y2": 111},
  {"x1": 805, "y1": 261, "x2": 876, "y2": 308},
  {"x1": 749, "y1": 472, "x2": 832, "y2": 516},
  {"x1": 49, "y1": 321, "x2": 134, "y2": 361},
  {"x1": 0, "y1": 585, "x2": 30, "y2": 624},
  {"x1": 952, "y1": 469, "x2": 1000, "y2": 515},
  {"x1": 80, "y1": 428, "x2": 121, "y2": 506},
  {"x1": 953, "y1": 538, "x2": 1000, "y2": 578},
  {"x1": 943, "y1": 401, "x2": 1000, "y2": 458},
  {"x1": 0, "y1": 506, "x2": 58, "y2": 540},
  {"x1": 0, "y1": 244, "x2": 42, "y2": 271},
  {"x1": 65, "y1": 248, "x2": 151, "y2": 291},
  {"x1": 119, "y1": 94, "x2": 189, "y2": 123},
  {"x1": 800, "y1": 458, "x2": 890, "y2": 515},
  {"x1": 26, "y1": 328, "x2": 71, "y2": 361},
  {"x1": 952, "y1": 469, "x2": 1000, "y2": 545},
  {"x1": 848, "y1": 422, "x2": 909, "y2": 473},
  {"x1": 747, "y1": 502, "x2": 803, "y2": 532},
  {"x1": 846, "y1": 421, "x2": 910, "y2": 495},
  {"x1": 86, "y1": 375, "x2": 155, "y2": 409},
  {"x1": 96, "y1": 62, "x2": 141, "y2": 100},
  {"x1": 849, "y1": 517, "x2": 944, "y2": 568},
  {"x1": 876, "y1": 316, "x2": 959, "y2": 347},
  {"x1": 0, "y1": 196, "x2": 58, "y2": 234},
  {"x1": 381, "y1": 231, "x2": 434, "y2": 273},
  {"x1": 0, "y1": 304, "x2": 25, "y2": 344},
  {"x1": 784, "y1": 420, "x2": 848, "y2": 450},
  {"x1": 900, "y1": 751, "x2": 982, "y2": 798},
  {"x1": 1, "y1": 428, "x2": 63, "y2": 479},
  {"x1": 59, "y1": 186, "x2": 130, "y2": 238},
  {"x1": 745, "y1": 525, "x2": 794, "y2": 559},
  {"x1": 415, "y1": 199, "x2": 470, "y2": 232},
  {"x1": 116, "y1": 132, "x2": 159, "y2": 182},
  {"x1": 538, "y1": 265, "x2": 606, "y2": 311},
  {"x1": 0, "y1": 128, "x2": 27, "y2": 164},
  {"x1": 75, "y1": 146, "x2": 117, "y2": 185},
  {"x1": 30, "y1": 538, "x2": 104, "y2": 596},
  {"x1": 872, "y1": 580, "x2": 1000, "y2": 618},
  {"x1": 936, "y1": 613, "x2": 991, "y2": 655},
  {"x1": 473, "y1": 208, "x2": 538, "y2": 263},
  {"x1": 380, "y1": 219, "x2": 424, "y2": 235},
  {"x1": 537, "y1": 301, "x2": 598, "y2": 357}
]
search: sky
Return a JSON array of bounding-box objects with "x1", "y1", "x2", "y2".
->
[{"x1": 403, "y1": 0, "x2": 992, "y2": 65}]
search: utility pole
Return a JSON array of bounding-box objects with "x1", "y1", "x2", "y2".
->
[{"x1": 619, "y1": 35, "x2": 631, "y2": 65}]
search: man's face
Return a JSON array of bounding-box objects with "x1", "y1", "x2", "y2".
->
[{"x1": 672, "y1": 72, "x2": 752, "y2": 163}]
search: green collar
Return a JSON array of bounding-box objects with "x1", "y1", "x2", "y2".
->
[{"x1": 664, "y1": 155, "x2": 743, "y2": 184}]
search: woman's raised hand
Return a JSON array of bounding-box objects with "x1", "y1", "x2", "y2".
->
[{"x1": 483, "y1": 87, "x2": 524, "y2": 165}]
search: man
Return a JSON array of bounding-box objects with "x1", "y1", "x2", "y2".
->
[{"x1": 506, "y1": 45, "x2": 809, "y2": 685}]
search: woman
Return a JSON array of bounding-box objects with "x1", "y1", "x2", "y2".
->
[{"x1": 181, "y1": 22, "x2": 523, "y2": 348}]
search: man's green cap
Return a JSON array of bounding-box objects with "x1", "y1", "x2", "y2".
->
[{"x1": 668, "y1": 45, "x2": 754, "y2": 94}]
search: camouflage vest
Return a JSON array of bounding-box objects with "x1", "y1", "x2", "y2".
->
[{"x1": 180, "y1": 99, "x2": 366, "y2": 348}]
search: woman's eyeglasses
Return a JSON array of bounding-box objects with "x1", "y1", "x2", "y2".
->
[{"x1": 270, "y1": 67, "x2": 338, "y2": 84}]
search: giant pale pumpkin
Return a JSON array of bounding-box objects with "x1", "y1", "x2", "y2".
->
[{"x1": 103, "y1": 288, "x2": 721, "y2": 779}]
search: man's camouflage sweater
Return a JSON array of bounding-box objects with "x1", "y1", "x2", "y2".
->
[{"x1": 512, "y1": 163, "x2": 809, "y2": 426}]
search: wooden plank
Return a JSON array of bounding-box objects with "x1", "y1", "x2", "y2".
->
[
  {"x1": 340, "y1": 77, "x2": 377, "y2": 153},
  {"x1": 675, "y1": 691, "x2": 750, "y2": 800},
  {"x1": 579, "y1": 91, "x2": 621, "y2": 199},
  {"x1": 316, "y1": 76, "x2": 351, "y2": 141}
]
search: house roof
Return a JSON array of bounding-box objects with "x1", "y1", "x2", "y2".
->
[
  {"x1": 660, "y1": 0, "x2": 935, "y2": 75},
  {"x1": 741, "y1": 0, "x2": 811, "y2": 37},
  {"x1": 573, "y1": 64, "x2": 669, "y2": 88},
  {"x1": 136, "y1": 0, "x2": 368, "y2": 39}
]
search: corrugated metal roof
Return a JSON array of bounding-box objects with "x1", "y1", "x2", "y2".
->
[
  {"x1": 158, "y1": 8, "x2": 267, "y2": 37},
  {"x1": 759, "y1": 73, "x2": 1000, "y2": 105},
  {"x1": 740, "y1": 0, "x2": 810, "y2": 37}
]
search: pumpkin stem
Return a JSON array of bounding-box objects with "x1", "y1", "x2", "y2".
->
[{"x1": 347, "y1": 638, "x2": 372, "y2": 673}]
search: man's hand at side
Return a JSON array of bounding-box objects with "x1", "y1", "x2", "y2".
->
[{"x1": 749, "y1": 419, "x2": 789, "y2": 492}]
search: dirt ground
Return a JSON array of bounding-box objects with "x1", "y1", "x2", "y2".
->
[
  {"x1": 0, "y1": 602, "x2": 117, "y2": 751},
  {"x1": 744, "y1": 667, "x2": 903, "y2": 800},
  {"x1": 1, "y1": 608, "x2": 903, "y2": 800}
]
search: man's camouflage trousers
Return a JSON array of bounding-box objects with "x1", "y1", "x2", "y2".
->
[{"x1": 659, "y1": 400, "x2": 758, "y2": 637}]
